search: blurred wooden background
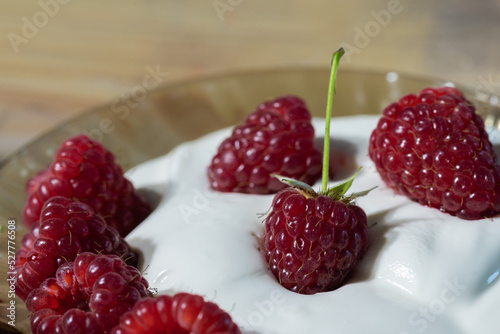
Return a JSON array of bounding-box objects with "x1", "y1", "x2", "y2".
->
[{"x1": 1, "y1": 0, "x2": 500, "y2": 160}]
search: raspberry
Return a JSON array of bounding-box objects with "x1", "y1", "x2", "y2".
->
[
  {"x1": 23, "y1": 134, "x2": 151, "y2": 236},
  {"x1": 27, "y1": 252, "x2": 151, "y2": 334},
  {"x1": 369, "y1": 86, "x2": 500, "y2": 220},
  {"x1": 260, "y1": 49, "x2": 372, "y2": 294},
  {"x1": 261, "y1": 187, "x2": 370, "y2": 294},
  {"x1": 16, "y1": 196, "x2": 138, "y2": 301},
  {"x1": 207, "y1": 95, "x2": 322, "y2": 194},
  {"x1": 111, "y1": 293, "x2": 241, "y2": 334}
]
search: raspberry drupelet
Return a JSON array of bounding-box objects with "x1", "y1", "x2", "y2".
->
[
  {"x1": 369, "y1": 86, "x2": 500, "y2": 220},
  {"x1": 208, "y1": 95, "x2": 323, "y2": 194}
]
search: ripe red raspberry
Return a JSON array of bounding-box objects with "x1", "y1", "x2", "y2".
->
[
  {"x1": 16, "y1": 196, "x2": 138, "y2": 301},
  {"x1": 259, "y1": 49, "x2": 371, "y2": 294},
  {"x1": 208, "y1": 95, "x2": 322, "y2": 194},
  {"x1": 111, "y1": 293, "x2": 241, "y2": 334},
  {"x1": 27, "y1": 252, "x2": 151, "y2": 334},
  {"x1": 23, "y1": 134, "x2": 151, "y2": 236},
  {"x1": 369, "y1": 86, "x2": 500, "y2": 220},
  {"x1": 261, "y1": 184, "x2": 370, "y2": 294}
]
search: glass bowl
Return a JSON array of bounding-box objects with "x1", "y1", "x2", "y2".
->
[{"x1": 1, "y1": 68, "x2": 498, "y2": 333}]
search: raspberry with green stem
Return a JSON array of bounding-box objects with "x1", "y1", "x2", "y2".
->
[{"x1": 261, "y1": 48, "x2": 374, "y2": 294}]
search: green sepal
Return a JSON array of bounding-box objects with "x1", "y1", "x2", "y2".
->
[
  {"x1": 324, "y1": 167, "x2": 362, "y2": 199},
  {"x1": 342, "y1": 186, "x2": 378, "y2": 204},
  {"x1": 271, "y1": 174, "x2": 317, "y2": 198},
  {"x1": 350, "y1": 186, "x2": 378, "y2": 198},
  {"x1": 272, "y1": 169, "x2": 375, "y2": 203}
]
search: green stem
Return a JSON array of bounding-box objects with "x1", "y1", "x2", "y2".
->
[{"x1": 322, "y1": 47, "x2": 345, "y2": 193}]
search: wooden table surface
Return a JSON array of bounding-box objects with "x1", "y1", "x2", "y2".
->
[{"x1": 1, "y1": 0, "x2": 500, "y2": 160}]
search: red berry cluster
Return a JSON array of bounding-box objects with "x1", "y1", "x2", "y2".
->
[
  {"x1": 17, "y1": 134, "x2": 241, "y2": 333},
  {"x1": 369, "y1": 87, "x2": 500, "y2": 219},
  {"x1": 23, "y1": 134, "x2": 151, "y2": 237},
  {"x1": 261, "y1": 188, "x2": 369, "y2": 294},
  {"x1": 27, "y1": 252, "x2": 150, "y2": 333},
  {"x1": 208, "y1": 95, "x2": 322, "y2": 194}
]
